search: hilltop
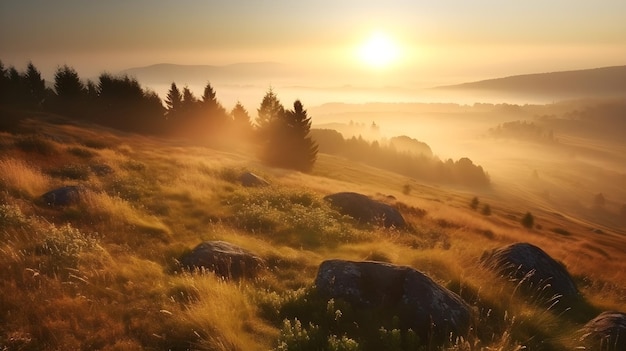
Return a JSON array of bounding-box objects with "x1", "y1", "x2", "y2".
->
[{"x1": 435, "y1": 65, "x2": 626, "y2": 100}]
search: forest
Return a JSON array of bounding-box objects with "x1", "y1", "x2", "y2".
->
[{"x1": 0, "y1": 60, "x2": 489, "y2": 186}]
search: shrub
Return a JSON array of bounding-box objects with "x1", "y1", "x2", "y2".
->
[
  {"x1": 0, "y1": 203, "x2": 30, "y2": 229},
  {"x1": 15, "y1": 135, "x2": 58, "y2": 155},
  {"x1": 481, "y1": 204, "x2": 492, "y2": 216},
  {"x1": 67, "y1": 146, "x2": 96, "y2": 158},
  {"x1": 521, "y1": 212, "x2": 534, "y2": 229},
  {"x1": 225, "y1": 187, "x2": 359, "y2": 247},
  {"x1": 39, "y1": 223, "x2": 100, "y2": 271},
  {"x1": 49, "y1": 164, "x2": 90, "y2": 180},
  {"x1": 470, "y1": 196, "x2": 479, "y2": 210},
  {"x1": 82, "y1": 139, "x2": 111, "y2": 149}
]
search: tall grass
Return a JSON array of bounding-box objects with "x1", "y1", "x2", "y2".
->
[
  {"x1": 80, "y1": 190, "x2": 171, "y2": 239},
  {"x1": 170, "y1": 273, "x2": 276, "y2": 351},
  {"x1": 0, "y1": 158, "x2": 50, "y2": 197}
]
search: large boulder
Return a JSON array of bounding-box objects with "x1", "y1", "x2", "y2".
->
[
  {"x1": 481, "y1": 243, "x2": 579, "y2": 305},
  {"x1": 239, "y1": 172, "x2": 269, "y2": 187},
  {"x1": 315, "y1": 259, "x2": 471, "y2": 343},
  {"x1": 324, "y1": 192, "x2": 405, "y2": 228},
  {"x1": 578, "y1": 311, "x2": 626, "y2": 351},
  {"x1": 179, "y1": 241, "x2": 265, "y2": 279},
  {"x1": 40, "y1": 185, "x2": 83, "y2": 206}
]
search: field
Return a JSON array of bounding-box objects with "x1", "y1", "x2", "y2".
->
[{"x1": 0, "y1": 107, "x2": 625, "y2": 350}]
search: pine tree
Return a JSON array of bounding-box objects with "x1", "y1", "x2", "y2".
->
[
  {"x1": 231, "y1": 101, "x2": 253, "y2": 132},
  {"x1": 181, "y1": 86, "x2": 198, "y2": 116},
  {"x1": 52, "y1": 65, "x2": 86, "y2": 117},
  {"x1": 284, "y1": 100, "x2": 318, "y2": 171},
  {"x1": 199, "y1": 82, "x2": 228, "y2": 128},
  {"x1": 24, "y1": 62, "x2": 46, "y2": 109},
  {"x1": 259, "y1": 97, "x2": 318, "y2": 172},
  {"x1": 165, "y1": 82, "x2": 183, "y2": 118},
  {"x1": 256, "y1": 88, "x2": 284, "y2": 134}
]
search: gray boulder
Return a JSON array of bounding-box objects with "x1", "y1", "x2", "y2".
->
[
  {"x1": 481, "y1": 243, "x2": 579, "y2": 305},
  {"x1": 315, "y1": 259, "x2": 471, "y2": 342},
  {"x1": 180, "y1": 241, "x2": 265, "y2": 279},
  {"x1": 578, "y1": 311, "x2": 626, "y2": 351},
  {"x1": 239, "y1": 172, "x2": 270, "y2": 187},
  {"x1": 40, "y1": 185, "x2": 82, "y2": 206},
  {"x1": 324, "y1": 192, "x2": 405, "y2": 228}
]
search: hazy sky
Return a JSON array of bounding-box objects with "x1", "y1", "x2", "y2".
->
[{"x1": 2, "y1": 0, "x2": 626, "y2": 89}]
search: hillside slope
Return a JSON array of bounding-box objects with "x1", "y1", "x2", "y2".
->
[
  {"x1": 0, "y1": 110, "x2": 624, "y2": 350},
  {"x1": 435, "y1": 65, "x2": 626, "y2": 99}
]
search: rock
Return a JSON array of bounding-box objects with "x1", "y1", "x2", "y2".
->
[
  {"x1": 239, "y1": 172, "x2": 270, "y2": 187},
  {"x1": 315, "y1": 259, "x2": 471, "y2": 343},
  {"x1": 40, "y1": 186, "x2": 82, "y2": 206},
  {"x1": 179, "y1": 241, "x2": 265, "y2": 279},
  {"x1": 578, "y1": 311, "x2": 626, "y2": 351},
  {"x1": 481, "y1": 243, "x2": 579, "y2": 305},
  {"x1": 324, "y1": 192, "x2": 405, "y2": 228}
]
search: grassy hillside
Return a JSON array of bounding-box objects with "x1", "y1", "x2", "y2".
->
[{"x1": 1, "y1": 110, "x2": 624, "y2": 350}]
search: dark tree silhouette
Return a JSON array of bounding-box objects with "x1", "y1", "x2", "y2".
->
[
  {"x1": 165, "y1": 82, "x2": 183, "y2": 118},
  {"x1": 96, "y1": 73, "x2": 165, "y2": 132},
  {"x1": 259, "y1": 97, "x2": 318, "y2": 172},
  {"x1": 51, "y1": 65, "x2": 86, "y2": 117},
  {"x1": 181, "y1": 86, "x2": 198, "y2": 114},
  {"x1": 0, "y1": 60, "x2": 9, "y2": 105},
  {"x1": 200, "y1": 82, "x2": 226, "y2": 116},
  {"x1": 54, "y1": 65, "x2": 85, "y2": 97},
  {"x1": 198, "y1": 82, "x2": 229, "y2": 132},
  {"x1": 24, "y1": 62, "x2": 47, "y2": 109},
  {"x1": 283, "y1": 100, "x2": 318, "y2": 171},
  {"x1": 231, "y1": 101, "x2": 253, "y2": 133},
  {"x1": 256, "y1": 88, "x2": 284, "y2": 135}
]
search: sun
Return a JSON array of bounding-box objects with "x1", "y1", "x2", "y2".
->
[{"x1": 358, "y1": 31, "x2": 400, "y2": 69}]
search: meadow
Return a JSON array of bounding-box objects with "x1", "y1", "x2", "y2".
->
[{"x1": 0, "y1": 108, "x2": 625, "y2": 350}]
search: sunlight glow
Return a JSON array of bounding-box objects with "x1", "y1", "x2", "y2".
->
[{"x1": 358, "y1": 31, "x2": 400, "y2": 69}]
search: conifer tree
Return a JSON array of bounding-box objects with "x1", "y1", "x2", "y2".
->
[
  {"x1": 231, "y1": 101, "x2": 253, "y2": 132},
  {"x1": 165, "y1": 82, "x2": 183, "y2": 118},
  {"x1": 181, "y1": 86, "x2": 198, "y2": 116},
  {"x1": 24, "y1": 62, "x2": 46, "y2": 108},
  {"x1": 54, "y1": 65, "x2": 85, "y2": 99},
  {"x1": 258, "y1": 95, "x2": 317, "y2": 172},
  {"x1": 199, "y1": 82, "x2": 228, "y2": 127},
  {"x1": 284, "y1": 100, "x2": 318, "y2": 171},
  {"x1": 52, "y1": 65, "x2": 86, "y2": 117},
  {"x1": 256, "y1": 88, "x2": 284, "y2": 134}
]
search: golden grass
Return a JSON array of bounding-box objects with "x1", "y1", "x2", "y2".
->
[
  {"x1": 1, "y1": 114, "x2": 625, "y2": 350},
  {"x1": 80, "y1": 190, "x2": 171, "y2": 238},
  {"x1": 170, "y1": 274, "x2": 277, "y2": 351},
  {"x1": 0, "y1": 157, "x2": 50, "y2": 197}
]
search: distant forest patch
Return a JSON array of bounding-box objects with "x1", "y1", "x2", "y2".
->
[
  {"x1": 488, "y1": 120, "x2": 556, "y2": 143},
  {"x1": 311, "y1": 129, "x2": 490, "y2": 187}
]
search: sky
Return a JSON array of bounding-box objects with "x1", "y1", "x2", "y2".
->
[{"x1": 2, "y1": 0, "x2": 626, "y2": 104}]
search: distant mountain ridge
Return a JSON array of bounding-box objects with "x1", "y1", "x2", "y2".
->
[
  {"x1": 120, "y1": 62, "x2": 292, "y2": 85},
  {"x1": 435, "y1": 65, "x2": 626, "y2": 99}
]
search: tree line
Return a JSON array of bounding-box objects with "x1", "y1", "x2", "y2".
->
[
  {"x1": 0, "y1": 60, "x2": 317, "y2": 172},
  {"x1": 310, "y1": 129, "x2": 490, "y2": 187}
]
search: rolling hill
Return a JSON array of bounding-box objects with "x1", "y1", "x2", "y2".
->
[{"x1": 435, "y1": 65, "x2": 626, "y2": 100}]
